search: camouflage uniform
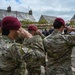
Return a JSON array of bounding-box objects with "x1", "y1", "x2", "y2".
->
[
  {"x1": 43, "y1": 30, "x2": 75, "y2": 75},
  {"x1": 15, "y1": 36, "x2": 24, "y2": 44},
  {"x1": 0, "y1": 33, "x2": 2, "y2": 39},
  {"x1": 71, "y1": 47, "x2": 75, "y2": 75},
  {"x1": 0, "y1": 35, "x2": 27, "y2": 75},
  {"x1": 23, "y1": 35, "x2": 45, "y2": 75}
]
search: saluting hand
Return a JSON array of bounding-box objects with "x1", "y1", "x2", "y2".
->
[
  {"x1": 65, "y1": 26, "x2": 75, "y2": 31},
  {"x1": 17, "y1": 27, "x2": 32, "y2": 38},
  {"x1": 36, "y1": 29, "x2": 42, "y2": 35}
]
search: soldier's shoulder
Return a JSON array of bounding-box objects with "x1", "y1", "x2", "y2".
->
[
  {"x1": 44, "y1": 34, "x2": 51, "y2": 40},
  {"x1": 13, "y1": 42, "x2": 22, "y2": 49},
  {"x1": 15, "y1": 42, "x2": 21, "y2": 46},
  {"x1": 63, "y1": 33, "x2": 75, "y2": 38},
  {"x1": 33, "y1": 35, "x2": 42, "y2": 39},
  {"x1": 24, "y1": 35, "x2": 42, "y2": 44},
  {"x1": 6, "y1": 42, "x2": 21, "y2": 49}
]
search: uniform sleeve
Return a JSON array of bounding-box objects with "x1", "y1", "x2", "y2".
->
[
  {"x1": 40, "y1": 34, "x2": 45, "y2": 39},
  {"x1": 15, "y1": 36, "x2": 24, "y2": 44},
  {"x1": 65, "y1": 34, "x2": 75, "y2": 46},
  {"x1": 22, "y1": 35, "x2": 45, "y2": 63},
  {"x1": 7, "y1": 44, "x2": 21, "y2": 61},
  {"x1": 0, "y1": 43, "x2": 22, "y2": 72},
  {"x1": 23, "y1": 35, "x2": 45, "y2": 51},
  {"x1": 43, "y1": 36, "x2": 51, "y2": 50}
]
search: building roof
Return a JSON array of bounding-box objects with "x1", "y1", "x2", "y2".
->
[
  {"x1": 39, "y1": 15, "x2": 57, "y2": 24},
  {"x1": 71, "y1": 14, "x2": 75, "y2": 20},
  {"x1": 0, "y1": 9, "x2": 36, "y2": 22}
]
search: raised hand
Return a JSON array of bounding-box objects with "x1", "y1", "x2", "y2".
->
[{"x1": 17, "y1": 27, "x2": 32, "y2": 38}]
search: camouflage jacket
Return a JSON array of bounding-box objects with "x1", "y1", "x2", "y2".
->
[
  {"x1": 44, "y1": 30, "x2": 75, "y2": 66},
  {"x1": 0, "y1": 35, "x2": 45, "y2": 75},
  {"x1": 0, "y1": 36, "x2": 26, "y2": 75},
  {"x1": 23, "y1": 35, "x2": 45, "y2": 68},
  {"x1": 15, "y1": 36, "x2": 24, "y2": 44},
  {"x1": 0, "y1": 33, "x2": 2, "y2": 39}
]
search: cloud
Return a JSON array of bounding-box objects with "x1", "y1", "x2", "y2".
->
[{"x1": 0, "y1": 0, "x2": 75, "y2": 21}]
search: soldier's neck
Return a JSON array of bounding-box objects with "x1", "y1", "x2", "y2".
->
[
  {"x1": 8, "y1": 32, "x2": 16, "y2": 40},
  {"x1": 55, "y1": 26, "x2": 64, "y2": 32}
]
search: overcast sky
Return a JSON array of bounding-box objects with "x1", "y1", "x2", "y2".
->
[{"x1": 0, "y1": 0, "x2": 75, "y2": 21}]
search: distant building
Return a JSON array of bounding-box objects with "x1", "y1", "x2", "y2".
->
[
  {"x1": 71, "y1": 14, "x2": 75, "y2": 22},
  {"x1": 0, "y1": 6, "x2": 36, "y2": 22},
  {"x1": 70, "y1": 14, "x2": 75, "y2": 27},
  {"x1": 39, "y1": 15, "x2": 57, "y2": 24},
  {"x1": 71, "y1": 14, "x2": 75, "y2": 20}
]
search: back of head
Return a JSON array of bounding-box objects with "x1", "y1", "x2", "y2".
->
[
  {"x1": 28, "y1": 25, "x2": 38, "y2": 31},
  {"x1": 53, "y1": 18, "x2": 65, "y2": 29},
  {"x1": 1, "y1": 16, "x2": 21, "y2": 35}
]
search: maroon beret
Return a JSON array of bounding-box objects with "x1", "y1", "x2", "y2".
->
[
  {"x1": 28, "y1": 25, "x2": 38, "y2": 31},
  {"x1": 2, "y1": 16, "x2": 21, "y2": 30},
  {"x1": 55, "y1": 18, "x2": 65, "y2": 25}
]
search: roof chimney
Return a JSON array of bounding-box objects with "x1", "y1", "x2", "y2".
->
[
  {"x1": 7, "y1": 6, "x2": 11, "y2": 12},
  {"x1": 29, "y1": 10, "x2": 32, "y2": 15}
]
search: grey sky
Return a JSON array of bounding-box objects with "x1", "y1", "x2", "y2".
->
[{"x1": 0, "y1": 0, "x2": 75, "y2": 21}]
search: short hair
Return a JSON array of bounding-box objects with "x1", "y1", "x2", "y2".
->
[
  {"x1": 2, "y1": 28, "x2": 10, "y2": 36},
  {"x1": 53, "y1": 21, "x2": 63, "y2": 29}
]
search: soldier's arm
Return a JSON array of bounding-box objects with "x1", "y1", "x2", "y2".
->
[
  {"x1": 18, "y1": 27, "x2": 32, "y2": 38},
  {"x1": 8, "y1": 43, "x2": 21, "y2": 60},
  {"x1": 39, "y1": 33, "x2": 45, "y2": 39},
  {"x1": 64, "y1": 26, "x2": 75, "y2": 45},
  {"x1": 22, "y1": 35, "x2": 45, "y2": 62},
  {"x1": 65, "y1": 26, "x2": 75, "y2": 32},
  {"x1": 17, "y1": 28, "x2": 45, "y2": 62},
  {"x1": 36, "y1": 29, "x2": 45, "y2": 39},
  {"x1": 23, "y1": 35, "x2": 45, "y2": 52}
]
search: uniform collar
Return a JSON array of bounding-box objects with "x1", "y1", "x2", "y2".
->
[
  {"x1": 2, "y1": 35, "x2": 14, "y2": 43},
  {"x1": 52, "y1": 29, "x2": 62, "y2": 34}
]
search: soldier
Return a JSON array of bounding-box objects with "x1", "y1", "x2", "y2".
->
[
  {"x1": 0, "y1": 16, "x2": 29, "y2": 75},
  {"x1": 28, "y1": 25, "x2": 45, "y2": 38},
  {"x1": 16, "y1": 25, "x2": 45, "y2": 44},
  {"x1": 43, "y1": 17, "x2": 75, "y2": 75},
  {"x1": 23, "y1": 25, "x2": 45, "y2": 75},
  {"x1": 0, "y1": 16, "x2": 45, "y2": 75}
]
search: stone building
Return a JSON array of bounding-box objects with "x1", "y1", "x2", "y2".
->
[
  {"x1": 0, "y1": 6, "x2": 36, "y2": 22},
  {"x1": 71, "y1": 14, "x2": 75, "y2": 23},
  {"x1": 39, "y1": 15, "x2": 57, "y2": 24}
]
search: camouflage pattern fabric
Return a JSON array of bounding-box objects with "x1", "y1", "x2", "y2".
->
[
  {"x1": 15, "y1": 36, "x2": 24, "y2": 44},
  {"x1": 0, "y1": 35, "x2": 26, "y2": 75},
  {"x1": 40, "y1": 34, "x2": 45, "y2": 39},
  {"x1": 0, "y1": 33, "x2": 2, "y2": 39},
  {"x1": 43, "y1": 30, "x2": 75, "y2": 75},
  {"x1": 23, "y1": 35, "x2": 45, "y2": 75}
]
